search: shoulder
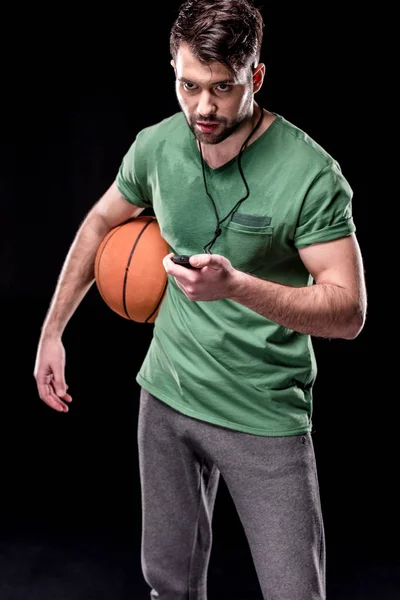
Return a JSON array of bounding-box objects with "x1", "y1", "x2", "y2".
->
[
  {"x1": 272, "y1": 113, "x2": 341, "y2": 173},
  {"x1": 135, "y1": 112, "x2": 188, "y2": 148},
  {"x1": 120, "y1": 112, "x2": 188, "y2": 172}
]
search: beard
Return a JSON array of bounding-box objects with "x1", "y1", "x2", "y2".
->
[{"x1": 181, "y1": 94, "x2": 253, "y2": 145}]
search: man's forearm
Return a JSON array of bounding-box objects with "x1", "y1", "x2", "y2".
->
[
  {"x1": 229, "y1": 271, "x2": 364, "y2": 340},
  {"x1": 40, "y1": 218, "x2": 108, "y2": 340}
]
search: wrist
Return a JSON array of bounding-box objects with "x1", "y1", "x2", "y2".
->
[
  {"x1": 40, "y1": 323, "x2": 64, "y2": 342},
  {"x1": 227, "y1": 269, "x2": 250, "y2": 302}
]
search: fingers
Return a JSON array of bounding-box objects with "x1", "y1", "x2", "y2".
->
[
  {"x1": 163, "y1": 252, "x2": 222, "y2": 271},
  {"x1": 51, "y1": 375, "x2": 71, "y2": 401},
  {"x1": 189, "y1": 253, "x2": 221, "y2": 269},
  {"x1": 162, "y1": 252, "x2": 175, "y2": 271},
  {"x1": 38, "y1": 374, "x2": 72, "y2": 413},
  {"x1": 163, "y1": 252, "x2": 207, "y2": 273}
]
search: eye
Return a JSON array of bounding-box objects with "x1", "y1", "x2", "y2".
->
[
  {"x1": 182, "y1": 82, "x2": 197, "y2": 92},
  {"x1": 216, "y1": 83, "x2": 232, "y2": 92}
]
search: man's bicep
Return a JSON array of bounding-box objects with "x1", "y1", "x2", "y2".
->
[{"x1": 299, "y1": 234, "x2": 367, "y2": 300}]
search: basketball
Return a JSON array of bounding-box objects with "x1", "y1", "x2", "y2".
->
[{"x1": 94, "y1": 215, "x2": 170, "y2": 323}]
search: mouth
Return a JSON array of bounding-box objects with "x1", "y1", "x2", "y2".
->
[{"x1": 196, "y1": 122, "x2": 220, "y2": 133}]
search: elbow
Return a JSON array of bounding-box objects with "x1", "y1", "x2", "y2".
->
[
  {"x1": 342, "y1": 324, "x2": 364, "y2": 340},
  {"x1": 342, "y1": 306, "x2": 367, "y2": 340}
]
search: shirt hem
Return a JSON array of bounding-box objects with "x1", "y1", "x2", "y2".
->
[{"x1": 136, "y1": 376, "x2": 311, "y2": 438}]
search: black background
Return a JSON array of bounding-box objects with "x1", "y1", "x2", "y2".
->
[{"x1": 1, "y1": 2, "x2": 394, "y2": 599}]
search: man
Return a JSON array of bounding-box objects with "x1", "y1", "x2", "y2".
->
[{"x1": 34, "y1": 0, "x2": 367, "y2": 598}]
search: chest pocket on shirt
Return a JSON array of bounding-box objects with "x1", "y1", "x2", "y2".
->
[{"x1": 223, "y1": 213, "x2": 274, "y2": 274}]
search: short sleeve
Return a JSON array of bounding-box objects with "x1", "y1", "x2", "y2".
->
[
  {"x1": 294, "y1": 161, "x2": 355, "y2": 249},
  {"x1": 115, "y1": 138, "x2": 152, "y2": 208}
]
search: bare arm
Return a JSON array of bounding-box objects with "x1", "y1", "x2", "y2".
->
[
  {"x1": 39, "y1": 181, "x2": 144, "y2": 339},
  {"x1": 165, "y1": 234, "x2": 367, "y2": 340},
  {"x1": 229, "y1": 234, "x2": 367, "y2": 339},
  {"x1": 34, "y1": 181, "x2": 144, "y2": 412}
]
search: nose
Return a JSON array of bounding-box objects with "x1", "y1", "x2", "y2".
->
[{"x1": 197, "y1": 90, "x2": 216, "y2": 117}]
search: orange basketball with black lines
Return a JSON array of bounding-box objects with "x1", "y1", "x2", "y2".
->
[{"x1": 94, "y1": 216, "x2": 169, "y2": 323}]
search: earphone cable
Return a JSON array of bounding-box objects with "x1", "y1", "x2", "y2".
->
[{"x1": 199, "y1": 107, "x2": 264, "y2": 253}]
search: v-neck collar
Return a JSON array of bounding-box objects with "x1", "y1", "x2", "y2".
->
[{"x1": 188, "y1": 113, "x2": 281, "y2": 174}]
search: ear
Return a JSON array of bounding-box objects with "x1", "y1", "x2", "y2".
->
[
  {"x1": 252, "y1": 63, "x2": 265, "y2": 93},
  {"x1": 170, "y1": 59, "x2": 176, "y2": 72}
]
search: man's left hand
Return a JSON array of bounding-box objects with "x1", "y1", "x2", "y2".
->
[{"x1": 163, "y1": 252, "x2": 239, "y2": 302}]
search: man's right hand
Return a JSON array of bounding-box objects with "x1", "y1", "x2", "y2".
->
[
  {"x1": 33, "y1": 337, "x2": 72, "y2": 413},
  {"x1": 32, "y1": 182, "x2": 145, "y2": 414}
]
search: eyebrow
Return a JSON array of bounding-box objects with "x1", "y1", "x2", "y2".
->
[{"x1": 178, "y1": 76, "x2": 236, "y2": 86}]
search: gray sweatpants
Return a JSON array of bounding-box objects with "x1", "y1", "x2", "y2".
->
[{"x1": 138, "y1": 388, "x2": 326, "y2": 600}]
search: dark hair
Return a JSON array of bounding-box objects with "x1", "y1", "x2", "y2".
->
[{"x1": 169, "y1": 0, "x2": 264, "y2": 74}]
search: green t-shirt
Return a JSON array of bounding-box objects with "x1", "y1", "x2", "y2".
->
[{"x1": 116, "y1": 112, "x2": 355, "y2": 436}]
